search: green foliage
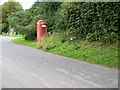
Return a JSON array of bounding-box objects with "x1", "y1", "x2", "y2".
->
[
  {"x1": 40, "y1": 33, "x2": 65, "y2": 51},
  {"x1": 8, "y1": 2, "x2": 61, "y2": 40},
  {"x1": 8, "y1": 2, "x2": 119, "y2": 43},
  {"x1": 2, "y1": 1, "x2": 23, "y2": 32},
  {"x1": 10, "y1": 2, "x2": 119, "y2": 69},
  {"x1": 48, "y1": 40, "x2": 118, "y2": 69},
  {"x1": 36, "y1": 2, "x2": 62, "y2": 32},
  {"x1": 12, "y1": 37, "x2": 38, "y2": 48},
  {"x1": 12, "y1": 36, "x2": 119, "y2": 69},
  {"x1": 53, "y1": 2, "x2": 119, "y2": 43}
]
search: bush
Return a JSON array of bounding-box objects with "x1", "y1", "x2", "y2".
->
[
  {"x1": 39, "y1": 32, "x2": 66, "y2": 51},
  {"x1": 8, "y1": 2, "x2": 119, "y2": 43},
  {"x1": 53, "y1": 2, "x2": 119, "y2": 43}
]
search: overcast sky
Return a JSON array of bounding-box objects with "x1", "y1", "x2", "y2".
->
[{"x1": 0, "y1": 0, "x2": 36, "y2": 9}]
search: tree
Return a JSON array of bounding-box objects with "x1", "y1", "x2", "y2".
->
[
  {"x1": 8, "y1": 2, "x2": 61, "y2": 40},
  {"x1": 0, "y1": 5, "x2": 2, "y2": 32},
  {"x1": 7, "y1": 1, "x2": 119, "y2": 43},
  {"x1": 2, "y1": 0, "x2": 23, "y2": 32}
]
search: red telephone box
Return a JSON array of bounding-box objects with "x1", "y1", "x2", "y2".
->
[{"x1": 37, "y1": 20, "x2": 48, "y2": 44}]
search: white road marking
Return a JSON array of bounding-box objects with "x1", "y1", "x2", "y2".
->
[
  {"x1": 56, "y1": 68, "x2": 102, "y2": 88},
  {"x1": 72, "y1": 74, "x2": 102, "y2": 88},
  {"x1": 32, "y1": 73, "x2": 51, "y2": 88},
  {"x1": 44, "y1": 63, "x2": 47, "y2": 65},
  {"x1": 56, "y1": 68, "x2": 69, "y2": 75}
]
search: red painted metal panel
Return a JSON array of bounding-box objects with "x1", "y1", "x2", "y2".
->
[{"x1": 37, "y1": 20, "x2": 48, "y2": 44}]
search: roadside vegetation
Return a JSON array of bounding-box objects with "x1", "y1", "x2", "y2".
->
[
  {"x1": 12, "y1": 35, "x2": 119, "y2": 69},
  {"x1": 1, "y1": 1, "x2": 119, "y2": 69}
]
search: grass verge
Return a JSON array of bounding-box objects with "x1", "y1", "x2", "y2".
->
[
  {"x1": 12, "y1": 37, "x2": 39, "y2": 49},
  {"x1": 12, "y1": 37, "x2": 119, "y2": 69}
]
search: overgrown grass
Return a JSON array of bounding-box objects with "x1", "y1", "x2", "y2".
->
[
  {"x1": 12, "y1": 34, "x2": 119, "y2": 69},
  {"x1": 48, "y1": 41, "x2": 119, "y2": 69}
]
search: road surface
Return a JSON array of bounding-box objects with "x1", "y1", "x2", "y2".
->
[{"x1": 0, "y1": 36, "x2": 118, "y2": 88}]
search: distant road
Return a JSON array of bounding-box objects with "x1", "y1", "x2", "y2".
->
[{"x1": 1, "y1": 36, "x2": 118, "y2": 88}]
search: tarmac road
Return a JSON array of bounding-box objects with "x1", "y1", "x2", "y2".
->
[{"x1": 0, "y1": 36, "x2": 118, "y2": 88}]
